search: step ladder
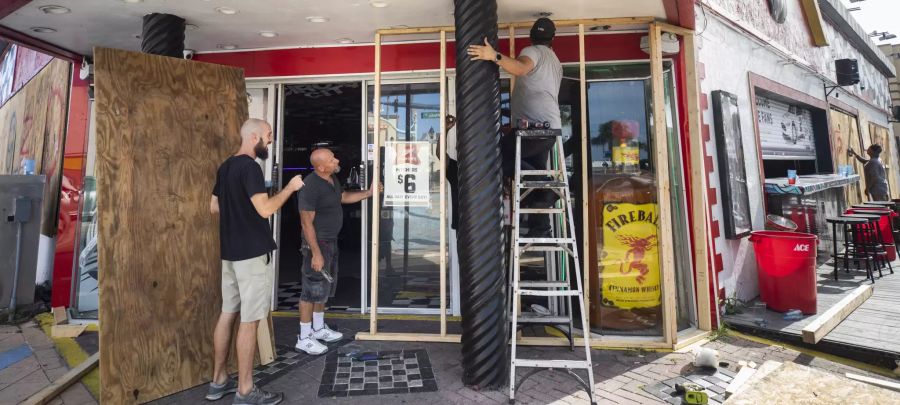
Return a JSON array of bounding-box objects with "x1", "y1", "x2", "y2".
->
[{"x1": 508, "y1": 128, "x2": 596, "y2": 404}]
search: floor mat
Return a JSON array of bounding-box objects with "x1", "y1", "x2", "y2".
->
[{"x1": 317, "y1": 349, "x2": 438, "y2": 398}]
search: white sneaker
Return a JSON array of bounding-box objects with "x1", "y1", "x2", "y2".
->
[
  {"x1": 295, "y1": 336, "x2": 327, "y2": 355},
  {"x1": 312, "y1": 325, "x2": 343, "y2": 342}
]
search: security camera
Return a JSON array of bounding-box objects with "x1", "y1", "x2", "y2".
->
[{"x1": 183, "y1": 49, "x2": 195, "y2": 60}]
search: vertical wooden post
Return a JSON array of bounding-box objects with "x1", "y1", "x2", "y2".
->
[
  {"x1": 439, "y1": 29, "x2": 448, "y2": 336},
  {"x1": 683, "y1": 31, "x2": 712, "y2": 331},
  {"x1": 578, "y1": 24, "x2": 590, "y2": 332},
  {"x1": 509, "y1": 25, "x2": 516, "y2": 93},
  {"x1": 369, "y1": 32, "x2": 382, "y2": 335},
  {"x1": 649, "y1": 23, "x2": 678, "y2": 345}
]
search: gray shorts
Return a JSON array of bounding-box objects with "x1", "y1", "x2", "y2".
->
[{"x1": 300, "y1": 239, "x2": 339, "y2": 304}]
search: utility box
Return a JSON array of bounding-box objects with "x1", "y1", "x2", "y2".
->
[{"x1": 0, "y1": 175, "x2": 45, "y2": 313}]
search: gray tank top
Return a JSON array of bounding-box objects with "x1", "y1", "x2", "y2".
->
[{"x1": 510, "y1": 45, "x2": 562, "y2": 129}]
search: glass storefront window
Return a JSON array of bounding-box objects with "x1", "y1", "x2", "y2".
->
[
  {"x1": 566, "y1": 61, "x2": 695, "y2": 337},
  {"x1": 367, "y1": 82, "x2": 445, "y2": 312}
]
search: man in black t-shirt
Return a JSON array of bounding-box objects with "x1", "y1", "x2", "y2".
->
[
  {"x1": 294, "y1": 148, "x2": 377, "y2": 355},
  {"x1": 208, "y1": 118, "x2": 303, "y2": 405}
]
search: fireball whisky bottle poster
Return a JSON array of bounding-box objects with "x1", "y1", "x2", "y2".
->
[
  {"x1": 384, "y1": 141, "x2": 430, "y2": 207},
  {"x1": 600, "y1": 203, "x2": 661, "y2": 309}
]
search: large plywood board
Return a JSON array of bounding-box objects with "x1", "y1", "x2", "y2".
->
[
  {"x1": 869, "y1": 123, "x2": 898, "y2": 198},
  {"x1": 0, "y1": 58, "x2": 71, "y2": 235},
  {"x1": 94, "y1": 47, "x2": 247, "y2": 404},
  {"x1": 830, "y1": 109, "x2": 865, "y2": 206}
]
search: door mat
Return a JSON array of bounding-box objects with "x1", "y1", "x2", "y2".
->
[
  {"x1": 318, "y1": 349, "x2": 438, "y2": 398},
  {"x1": 642, "y1": 367, "x2": 736, "y2": 405},
  {"x1": 253, "y1": 338, "x2": 352, "y2": 387}
]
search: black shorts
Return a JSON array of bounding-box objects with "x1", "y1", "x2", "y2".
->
[{"x1": 300, "y1": 239, "x2": 339, "y2": 304}]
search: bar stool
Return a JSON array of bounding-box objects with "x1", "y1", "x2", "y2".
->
[
  {"x1": 826, "y1": 216, "x2": 874, "y2": 282},
  {"x1": 842, "y1": 213, "x2": 890, "y2": 279},
  {"x1": 847, "y1": 207, "x2": 897, "y2": 275}
]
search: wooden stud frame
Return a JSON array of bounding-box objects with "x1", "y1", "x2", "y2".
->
[
  {"x1": 359, "y1": 17, "x2": 712, "y2": 346},
  {"x1": 578, "y1": 23, "x2": 591, "y2": 343}
]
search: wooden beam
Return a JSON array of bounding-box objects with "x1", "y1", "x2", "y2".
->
[
  {"x1": 21, "y1": 352, "x2": 99, "y2": 405},
  {"x1": 439, "y1": 29, "x2": 448, "y2": 337},
  {"x1": 683, "y1": 32, "x2": 713, "y2": 332},
  {"x1": 654, "y1": 21, "x2": 694, "y2": 37},
  {"x1": 578, "y1": 24, "x2": 591, "y2": 332},
  {"x1": 0, "y1": 26, "x2": 81, "y2": 63},
  {"x1": 725, "y1": 366, "x2": 758, "y2": 397},
  {"x1": 355, "y1": 332, "x2": 462, "y2": 343},
  {"x1": 508, "y1": 25, "x2": 516, "y2": 93},
  {"x1": 649, "y1": 23, "x2": 679, "y2": 345},
  {"x1": 376, "y1": 17, "x2": 655, "y2": 35},
  {"x1": 369, "y1": 33, "x2": 383, "y2": 334},
  {"x1": 801, "y1": 284, "x2": 873, "y2": 344},
  {"x1": 799, "y1": 0, "x2": 829, "y2": 47},
  {"x1": 256, "y1": 316, "x2": 275, "y2": 365},
  {"x1": 515, "y1": 336, "x2": 672, "y2": 350},
  {"x1": 845, "y1": 373, "x2": 900, "y2": 392}
]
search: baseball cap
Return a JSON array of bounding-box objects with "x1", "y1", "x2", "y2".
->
[{"x1": 530, "y1": 17, "x2": 556, "y2": 40}]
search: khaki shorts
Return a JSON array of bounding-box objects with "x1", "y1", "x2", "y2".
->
[{"x1": 221, "y1": 254, "x2": 273, "y2": 322}]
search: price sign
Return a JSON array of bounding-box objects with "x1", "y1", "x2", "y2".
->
[{"x1": 384, "y1": 141, "x2": 430, "y2": 207}]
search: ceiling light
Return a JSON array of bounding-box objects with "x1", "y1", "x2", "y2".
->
[
  {"x1": 121, "y1": 0, "x2": 143, "y2": 3},
  {"x1": 306, "y1": 16, "x2": 329, "y2": 23},
  {"x1": 39, "y1": 5, "x2": 70, "y2": 14},
  {"x1": 337, "y1": 38, "x2": 354, "y2": 44},
  {"x1": 30, "y1": 27, "x2": 57, "y2": 33},
  {"x1": 260, "y1": 31, "x2": 278, "y2": 38},
  {"x1": 533, "y1": 12, "x2": 552, "y2": 18},
  {"x1": 216, "y1": 7, "x2": 238, "y2": 15},
  {"x1": 370, "y1": 1, "x2": 388, "y2": 7},
  {"x1": 217, "y1": 44, "x2": 237, "y2": 50},
  {"x1": 186, "y1": 24, "x2": 199, "y2": 30}
]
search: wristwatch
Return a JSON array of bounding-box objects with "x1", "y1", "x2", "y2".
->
[{"x1": 495, "y1": 52, "x2": 502, "y2": 62}]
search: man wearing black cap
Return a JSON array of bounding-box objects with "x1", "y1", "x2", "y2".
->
[{"x1": 468, "y1": 17, "x2": 562, "y2": 236}]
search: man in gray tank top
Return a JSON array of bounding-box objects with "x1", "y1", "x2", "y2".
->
[{"x1": 468, "y1": 18, "x2": 563, "y2": 236}]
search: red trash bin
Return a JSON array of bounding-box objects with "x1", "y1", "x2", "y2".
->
[{"x1": 749, "y1": 231, "x2": 818, "y2": 314}]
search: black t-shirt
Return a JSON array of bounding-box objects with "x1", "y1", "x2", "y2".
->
[
  {"x1": 297, "y1": 173, "x2": 343, "y2": 240},
  {"x1": 212, "y1": 155, "x2": 277, "y2": 261}
]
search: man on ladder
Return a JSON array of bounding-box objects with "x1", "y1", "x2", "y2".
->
[{"x1": 469, "y1": 18, "x2": 596, "y2": 405}]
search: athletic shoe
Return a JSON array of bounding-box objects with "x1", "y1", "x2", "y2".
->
[
  {"x1": 232, "y1": 386, "x2": 283, "y2": 405},
  {"x1": 312, "y1": 325, "x2": 343, "y2": 342},
  {"x1": 295, "y1": 335, "x2": 328, "y2": 355},
  {"x1": 205, "y1": 378, "x2": 237, "y2": 401}
]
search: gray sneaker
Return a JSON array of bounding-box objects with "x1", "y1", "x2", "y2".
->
[
  {"x1": 232, "y1": 386, "x2": 283, "y2": 405},
  {"x1": 206, "y1": 378, "x2": 237, "y2": 401}
]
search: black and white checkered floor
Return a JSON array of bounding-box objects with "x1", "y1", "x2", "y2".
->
[
  {"x1": 276, "y1": 282, "x2": 303, "y2": 311},
  {"x1": 318, "y1": 349, "x2": 438, "y2": 398}
]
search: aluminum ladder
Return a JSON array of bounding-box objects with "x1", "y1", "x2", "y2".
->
[{"x1": 507, "y1": 128, "x2": 596, "y2": 404}]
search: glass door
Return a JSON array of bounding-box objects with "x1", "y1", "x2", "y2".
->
[{"x1": 365, "y1": 79, "x2": 448, "y2": 314}]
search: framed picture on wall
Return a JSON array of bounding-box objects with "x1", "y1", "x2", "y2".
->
[{"x1": 712, "y1": 90, "x2": 752, "y2": 239}]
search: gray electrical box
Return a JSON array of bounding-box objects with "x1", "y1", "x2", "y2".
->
[{"x1": 0, "y1": 175, "x2": 44, "y2": 312}]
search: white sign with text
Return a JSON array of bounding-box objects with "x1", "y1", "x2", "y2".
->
[{"x1": 384, "y1": 141, "x2": 430, "y2": 207}]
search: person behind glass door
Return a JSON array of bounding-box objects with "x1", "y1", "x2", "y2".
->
[
  {"x1": 295, "y1": 148, "x2": 380, "y2": 355},
  {"x1": 208, "y1": 118, "x2": 304, "y2": 404},
  {"x1": 467, "y1": 17, "x2": 563, "y2": 237},
  {"x1": 849, "y1": 144, "x2": 890, "y2": 201}
]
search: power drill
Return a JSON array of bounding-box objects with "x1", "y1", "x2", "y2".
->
[{"x1": 674, "y1": 382, "x2": 708, "y2": 405}]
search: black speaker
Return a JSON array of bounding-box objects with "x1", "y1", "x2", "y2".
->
[
  {"x1": 892, "y1": 105, "x2": 900, "y2": 122},
  {"x1": 835, "y1": 59, "x2": 860, "y2": 86}
]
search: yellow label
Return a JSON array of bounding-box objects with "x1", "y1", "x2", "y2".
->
[
  {"x1": 600, "y1": 203, "x2": 661, "y2": 309},
  {"x1": 612, "y1": 145, "x2": 639, "y2": 165}
]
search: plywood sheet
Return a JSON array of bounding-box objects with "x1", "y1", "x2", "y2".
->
[
  {"x1": 830, "y1": 109, "x2": 865, "y2": 206},
  {"x1": 94, "y1": 47, "x2": 247, "y2": 404},
  {"x1": 869, "y1": 123, "x2": 898, "y2": 198}
]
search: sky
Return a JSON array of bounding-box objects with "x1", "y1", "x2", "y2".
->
[{"x1": 840, "y1": 0, "x2": 900, "y2": 45}]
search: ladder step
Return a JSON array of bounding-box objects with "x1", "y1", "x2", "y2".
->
[
  {"x1": 512, "y1": 359, "x2": 591, "y2": 369},
  {"x1": 517, "y1": 314, "x2": 571, "y2": 324},
  {"x1": 520, "y1": 170, "x2": 560, "y2": 176},
  {"x1": 520, "y1": 245, "x2": 567, "y2": 252},
  {"x1": 519, "y1": 281, "x2": 569, "y2": 288},
  {"x1": 518, "y1": 208, "x2": 564, "y2": 214},
  {"x1": 518, "y1": 289, "x2": 580, "y2": 297},
  {"x1": 518, "y1": 237, "x2": 576, "y2": 245},
  {"x1": 515, "y1": 129, "x2": 562, "y2": 138},
  {"x1": 519, "y1": 181, "x2": 568, "y2": 189}
]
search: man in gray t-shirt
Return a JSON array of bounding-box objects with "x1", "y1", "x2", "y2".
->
[
  {"x1": 468, "y1": 18, "x2": 563, "y2": 236},
  {"x1": 850, "y1": 144, "x2": 890, "y2": 201}
]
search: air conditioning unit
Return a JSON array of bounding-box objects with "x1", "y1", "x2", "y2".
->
[{"x1": 640, "y1": 33, "x2": 680, "y2": 56}]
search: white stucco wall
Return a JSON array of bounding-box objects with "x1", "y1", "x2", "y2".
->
[{"x1": 696, "y1": 4, "x2": 895, "y2": 302}]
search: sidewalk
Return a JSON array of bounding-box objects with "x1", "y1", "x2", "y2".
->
[{"x1": 0, "y1": 322, "x2": 96, "y2": 404}]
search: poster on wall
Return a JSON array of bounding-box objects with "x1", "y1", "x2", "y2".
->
[
  {"x1": 756, "y1": 94, "x2": 815, "y2": 160},
  {"x1": 384, "y1": 141, "x2": 430, "y2": 207},
  {"x1": 600, "y1": 202, "x2": 661, "y2": 309},
  {"x1": 712, "y1": 90, "x2": 753, "y2": 239}
]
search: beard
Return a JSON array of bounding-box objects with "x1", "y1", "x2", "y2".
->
[
  {"x1": 254, "y1": 139, "x2": 269, "y2": 160},
  {"x1": 333, "y1": 165, "x2": 341, "y2": 173}
]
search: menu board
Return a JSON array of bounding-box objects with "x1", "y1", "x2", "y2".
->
[{"x1": 756, "y1": 95, "x2": 816, "y2": 160}]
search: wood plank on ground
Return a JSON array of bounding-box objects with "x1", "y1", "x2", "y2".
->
[
  {"x1": 801, "y1": 284, "x2": 874, "y2": 344},
  {"x1": 21, "y1": 352, "x2": 99, "y2": 405}
]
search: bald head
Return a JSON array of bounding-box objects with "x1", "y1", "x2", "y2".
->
[
  {"x1": 241, "y1": 118, "x2": 270, "y2": 141},
  {"x1": 239, "y1": 118, "x2": 272, "y2": 160},
  {"x1": 310, "y1": 148, "x2": 340, "y2": 175}
]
